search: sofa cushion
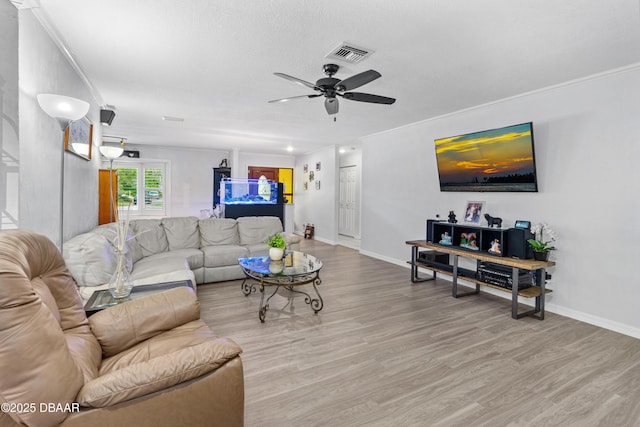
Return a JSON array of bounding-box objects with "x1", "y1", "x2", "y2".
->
[
  {"x1": 63, "y1": 232, "x2": 120, "y2": 287},
  {"x1": 0, "y1": 230, "x2": 90, "y2": 427},
  {"x1": 131, "y1": 254, "x2": 193, "y2": 282},
  {"x1": 130, "y1": 219, "x2": 169, "y2": 257},
  {"x1": 199, "y1": 218, "x2": 240, "y2": 246},
  {"x1": 244, "y1": 243, "x2": 270, "y2": 257},
  {"x1": 162, "y1": 216, "x2": 200, "y2": 250},
  {"x1": 93, "y1": 223, "x2": 142, "y2": 265},
  {"x1": 202, "y1": 245, "x2": 249, "y2": 268},
  {"x1": 237, "y1": 216, "x2": 283, "y2": 245},
  {"x1": 89, "y1": 287, "x2": 201, "y2": 357},
  {"x1": 138, "y1": 248, "x2": 203, "y2": 270},
  {"x1": 77, "y1": 321, "x2": 242, "y2": 408}
]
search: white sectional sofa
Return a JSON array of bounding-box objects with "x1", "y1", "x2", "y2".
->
[{"x1": 63, "y1": 216, "x2": 301, "y2": 300}]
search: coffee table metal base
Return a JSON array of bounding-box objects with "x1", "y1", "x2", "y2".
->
[{"x1": 241, "y1": 272, "x2": 323, "y2": 323}]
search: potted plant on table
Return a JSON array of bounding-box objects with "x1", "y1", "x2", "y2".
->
[
  {"x1": 527, "y1": 223, "x2": 557, "y2": 261},
  {"x1": 265, "y1": 233, "x2": 286, "y2": 261}
]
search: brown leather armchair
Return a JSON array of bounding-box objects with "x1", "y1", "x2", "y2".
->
[{"x1": 0, "y1": 230, "x2": 244, "y2": 427}]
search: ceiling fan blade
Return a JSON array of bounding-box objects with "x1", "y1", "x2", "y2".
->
[
  {"x1": 325, "y1": 98, "x2": 339, "y2": 115},
  {"x1": 274, "y1": 73, "x2": 320, "y2": 90},
  {"x1": 334, "y1": 70, "x2": 381, "y2": 91},
  {"x1": 268, "y1": 94, "x2": 321, "y2": 103},
  {"x1": 341, "y1": 92, "x2": 396, "y2": 105}
]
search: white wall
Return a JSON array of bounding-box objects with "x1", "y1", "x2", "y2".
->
[
  {"x1": 294, "y1": 146, "x2": 338, "y2": 242},
  {"x1": 361, "y1": 65, "x2": 640, "y2": 338},
  {"x1": 123, "y1": 144, "x2": 229, "y2": 217},
  {"x1": 18, "y1": 8, "x2": 101, "y2": 247},
  {"x1": 0, "y1": 1, "x2": 19, "y2": 230}
]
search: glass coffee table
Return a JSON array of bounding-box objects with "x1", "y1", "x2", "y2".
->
[
  {"x1": 84, "y1": 280, "x2": 194, "y2": 316},
  {"x1": 238, "y1": 251, "x2": 323, "y2": 323}
]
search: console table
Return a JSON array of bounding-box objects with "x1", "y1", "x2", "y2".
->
[{"x1": 406, "y1": 240, "x2": 555, "y2": 320}]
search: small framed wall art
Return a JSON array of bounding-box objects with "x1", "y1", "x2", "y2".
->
[
  {"x1": 64, "y1": 117, "x2": 93, "y2": 160},
  {"x1": 316, "y1": 161, "x2": 321, "y2": 171}
]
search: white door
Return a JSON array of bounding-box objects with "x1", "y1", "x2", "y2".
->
[{"x1": 339, "y1": 165, "x2": 359, "y2": 237}]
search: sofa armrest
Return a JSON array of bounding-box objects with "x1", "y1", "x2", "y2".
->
[
  {"x1": 283, "y1": 232, "x2": 301, "y2": 250},
  {"x1": 89, "y1": 287, "x2": 200, "y2": 357},
  {"x1": 77, "y1": 337, "x2": 242, "y2": 407}
]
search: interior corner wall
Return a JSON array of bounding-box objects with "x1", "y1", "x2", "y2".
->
[
  {"x1": 360, "y1": 66, "x2": 640, "y2": 337},
  {"x1": 18, "y1": 8, "x2": 101, "y2": 247},
  {"x1": 0, "y1": 1, "x2": 19, "y2": 230},
  {"x1": 294, "y1": 146, "x2": 338, "y2": 243},
  {"x1": 122, "y1": 144, "x2": 230, "y2": 217}
]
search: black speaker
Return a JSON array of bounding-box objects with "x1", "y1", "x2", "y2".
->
[
  {"x1": 507, "y1": 228, "x2": 534, "y2": 259},
  {"x1": 123, "y1": 150, "x2": 139, "y2": 158},
  {"x1": 100, "y1": 109, "x2": 116, "y2": 126}
]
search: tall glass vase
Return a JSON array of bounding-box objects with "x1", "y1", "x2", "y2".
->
[{"x1": 108, "y1": 252, "x2": 133, "y2": 299}]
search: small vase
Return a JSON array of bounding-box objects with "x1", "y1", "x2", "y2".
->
[
  {"x1": 533, "y1": 251, "x2": 549, "y2": 261},
  {"x1": 108, "y1": 267, "x2": 133, "y2": 300},
  {"x1": 269, "y1": 247, "x2": 284, "y2": 261}
]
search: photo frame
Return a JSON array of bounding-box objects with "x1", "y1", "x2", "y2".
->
[
  {"x1": 309, "y1": 171, "x2": 314, "y2": 181},
  {"x1": 303, "y1": 182, "x2": 308, "y2": 191},
  {"x1": 463, "y1": 201, "x2": 486, "y2": 224},
  {"x1": 64, "y1": 117, "x2": 93, "y2": 160},
  {"x1": 315, "y1": 180, "x2": 320, "y2": 190},
  {"x1": 303, "y1": 164, "x2": 308, "y2": 173},
  {"x1": 315, "y1": 161, "x2": 321, "y2": 171}
]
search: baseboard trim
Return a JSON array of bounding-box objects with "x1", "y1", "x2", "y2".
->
[{"x1": 362, "y1": 249, "x2": 640, "y2": 340}]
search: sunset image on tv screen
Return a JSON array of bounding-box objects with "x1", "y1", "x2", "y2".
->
[{"x1": 434, "y1": 122, "x2": 538, "y2": 192}]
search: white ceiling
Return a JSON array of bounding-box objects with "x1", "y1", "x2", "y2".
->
[{"x1": 31, "y1": 0, "x2": 640, "y2": 154}]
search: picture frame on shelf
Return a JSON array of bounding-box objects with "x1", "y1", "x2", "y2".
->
[
  {"x1": 64, "y1": 116, "x2": 93, "y2": 160},
  {"x1": 463, "y1": 201, "x2": 486, "y2": 224}
]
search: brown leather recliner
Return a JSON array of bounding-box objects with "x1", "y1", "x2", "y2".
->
[{"x1": 0, "y1": 230, "x2": 244, "y2": 427}]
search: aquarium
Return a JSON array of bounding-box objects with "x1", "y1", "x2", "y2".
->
[{"x1": 221, "y1": 177, "x2": 279, "y2": 205}]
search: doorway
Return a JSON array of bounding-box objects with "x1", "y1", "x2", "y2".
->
[
  {"x1": 339, "y1": 165, "x2": 360, "y2": 239},
  {"x1": 248, "y1": 166, "x2": 293, "y2": 204}
]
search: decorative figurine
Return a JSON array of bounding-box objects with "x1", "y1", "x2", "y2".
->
[
  {"x1": 489, "y1": 239, "x2": 501, "y2": 254},
  {"x1": 448, "y1": 211, "x2": 457, "y2": 223},
  {"x1": 461, "y1": 232, "x2": 479, "y2": 250},
  {"x1": 439, "y1": 232, "x2": 452, "y2": 245},
  {"x1": 484, "y1": 213, "x2": 503, "y2": 228},
  {"x1": 219, "y1": 158, "x2": 228, "y2": 167}
]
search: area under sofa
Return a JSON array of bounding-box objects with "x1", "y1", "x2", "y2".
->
[{"x1": 63, "y1": 215, "x2": 301, "y2": 300}]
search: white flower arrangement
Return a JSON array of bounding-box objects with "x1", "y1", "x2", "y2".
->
[{"x1": 528, "y1": 223, "x2": 557, "y2": 253}]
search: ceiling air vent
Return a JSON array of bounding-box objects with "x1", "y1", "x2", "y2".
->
[{"x1": 325, "y1": 43, "x2": 374, "y2": 64}]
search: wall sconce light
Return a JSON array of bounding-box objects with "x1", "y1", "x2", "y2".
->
[{"x1": 37, "y1": 93, "x2": 90, "y2": 249}]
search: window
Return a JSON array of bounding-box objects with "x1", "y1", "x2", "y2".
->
[{"x1": 109, "y1": 160, "x2": 169, "y2": 217}]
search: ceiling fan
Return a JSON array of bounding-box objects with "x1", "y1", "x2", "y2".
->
[{"x1": 269, "y1": 63, "x2": 396, "y2": 115}]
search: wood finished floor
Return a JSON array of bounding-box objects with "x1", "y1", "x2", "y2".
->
[{"x1": 198, "y1": 239, "x2": 640, "y2": 427}]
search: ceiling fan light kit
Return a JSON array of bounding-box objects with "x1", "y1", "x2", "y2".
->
[{"x1": 270, "y1": 63, "x2": 395, "y2": 115}]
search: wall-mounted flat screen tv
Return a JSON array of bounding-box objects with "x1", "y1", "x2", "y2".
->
[{"x1": 434, "y1": 122, "x2": 538, "y2": 192}]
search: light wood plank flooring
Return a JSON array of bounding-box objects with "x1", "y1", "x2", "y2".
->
[{"x1": 198, "y1": 239, "x2": 640, "y2": 427}]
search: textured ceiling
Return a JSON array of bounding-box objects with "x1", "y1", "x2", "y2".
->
[{"x1": 33, "y1": 0, "x2": 640, "y2": 154}]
